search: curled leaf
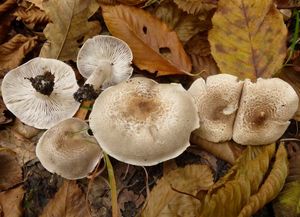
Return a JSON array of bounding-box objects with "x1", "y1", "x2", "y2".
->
[
  {"x1": 40, "y1": 0, "x2": 101, "y2": 61},
  {"x1": 0, "y1": 185, "x2": 24, "y2": 217},
  {"x1": 13, "y1": 6, "x2": 50, "y2": 27},
  {"x1": 173, "y1": 0, "x2": 217, "y2": 15},
  {"x1": 0, "y1": 34, "x2": 38, "y2": 77},
  {"x1": 102, "y1": 4, "x2": 192, "y2": 76},
  {"x1": 141, "y1": 164, "x2": 214, "y2": 217},
  {"x1": 209, "y1": 0, "x2": 287, "y2": 80}
]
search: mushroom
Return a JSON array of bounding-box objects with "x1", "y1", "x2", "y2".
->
[
  {"x1": 1, "y1": 57, "x2": 80, "y2": 129},
  {"x1": 74, "y1": 35, "x2": 133, "y2": 102},
  {"x1": 188, "y1": 74, "x2": 243, "y2": 143},
  {"x1": 233, "y1": 78, "x2": 299, "y2": 145},
  {"x1": 89, "y1": 77, "x2": 199, "y2": 166},
  {"x1": 36, "y1": 118, "x2": 102, "y2": 180}
]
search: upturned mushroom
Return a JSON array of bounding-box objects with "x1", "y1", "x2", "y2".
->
[
  {"x1": 188, "y1": 74, "x2": 243, "y2": 143},
  {"x1": 74, "y1": 35, "x2": 133, "y2": 102},
  {"x1": 36, "y1": 118, "x2": 102, "y2": 180},
  {"x1": 233, "y1": 78, "x2": 299, "y2": 145},
  {"x1": 89, "y1": 77, "x2": 199, "y2": 166},
  {"x1": 1, "y1": 57, "x2": 80, "y2": 129}
]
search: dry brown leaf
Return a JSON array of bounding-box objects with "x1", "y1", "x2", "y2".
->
[
  {"x1": 173, "y1": 0, "x2": 217, "y2": 15},
  {"x1": 0, "y1": 96, "x2": 13, "y2": 124},
  {"x1": 0, "y1": 185, "x2": 25, "y2": 217},
  {"x1": 0, "y1": 34, "x2": 38, "y2": 78},
  {"x1": 13, "y1": 6, "x2": 50, "y2": 27},
  {"x1": 0, "y1": 0, "x2": 16, "y2": 16},
  {"x1": 97, "y1": 0, "x2": 117, "y2": 4},
  {"x1": 238, "y1": 144, "x2": 288, "y2": 217},
  {"x1": 276, "y1": 0, "x2": 300, "y2": 8},
  {"x1": 12, "y1": 118, "x2": 41, "y2": 139},
  {"x1": 102, "y1": 4, "x2": 192, "y2": 76},
  {"x1": 40, "y1": 0, "x2": 101, "y2": 61},
  {"x1": 40, "y1": 180, "x2": 90, "y2": 217},
  {"x1": 118, "y1": 0, "x2": 147, "y2": 5},
  {"x1": 209, "y1": 0, "x2": 287, "y2": 80},
  {"x1": 26, "y1": 0, "x2": 44, "y2": 10},
  {"x1": 0, "y1": 148, "x2": 22, "y2": 191},
  {"x1": 141, "y1": 164, "x2": 214, "y2": 217},
  {"x1": 0, "y1": 15, "x2": 15, "y2": 44}
]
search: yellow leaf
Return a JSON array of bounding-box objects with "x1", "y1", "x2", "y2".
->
[
  {"x1": 0, "y1": 148, "x2": 22, "y2": 191},
  {"x1": 13, "y1": 6, "x2": 50, "y2": 26},
  {"x1": 173, "y1": 0, "x2": 217, "y2": 15},
  {"x1": 209, "y1": 0, "x2": 287, "y2": 80},
  {"x1": 39, "y1": 0, "x2": 101, "y2": 61},
  {"x1": 0, "y1": 0, "x2": 16, "y2": 16},
  {"x1": 102, "y1": 4, "x2": 192, "y2": 76},
  {"x1": 0, "y1": 185, "x2": 25, "y2": 217},
  {"x1": 0, "y1": 34, "x2": 38, "y2": 77},
  {"x1": 40, "y1": 180, "x2": 90, "y2": 217},
  {"x1": 238, "y1": 144, "x2": 288, "y2": 217},
  {"x1": 141, "y1": 164, "x2": 214, "y2": 217}
]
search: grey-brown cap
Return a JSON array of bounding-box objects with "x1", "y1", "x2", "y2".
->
[
  {"x1": 36, "y1": 118, "x2": 102, "y2": 180},
  {"x1": 89, "y1": 77, "x2": 199, "y2": 166},
  {"x1": 188, "y1": 74, "x2": 243, "y2": 143},
  {"x1": 233, "y1": 78, "x2": 299, "y2": 145}
]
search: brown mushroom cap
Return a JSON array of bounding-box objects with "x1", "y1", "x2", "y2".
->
[
  {"x1": 188, "y1": 74, "x2": 243, "y2": 143},
  {"x1": 36, "y1": 118, "x2": 102, "y2": 180},
  {"x1": 233, "y1": 78, "x2": 299, "y2": 145},
  {"x1": 89, "y1": 77, "x2": 199, "y2": 166}
]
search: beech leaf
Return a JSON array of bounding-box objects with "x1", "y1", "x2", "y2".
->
[
  {"x1": 173, "y1": 0, "x2": 217, "y2": 15},
  {"x1": 141, "y1": 164, "x2": 214, "y2": 217},
  {"x1": 40, "y1": 180, "x2": 90, "y2": 217},
  {"x1": 0, "y1": 34, "x2": 38, "y2": 77},
  {"x1": 0, "y1": 185, "x2": 25, "y2": 217},
  {"x1": 102, "y1": 4, "x2": 192, "y2": 76},
  {"x1": 209, "y1": 0, "x2": 287, "y2": 80},
  {"x1": 39, "y1": 0, "x2": 101, "y2": 61}
]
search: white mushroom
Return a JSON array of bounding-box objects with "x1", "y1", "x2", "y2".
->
[
  {"x1": 188, "y1": 74, "x2": 243, "y2": 143},
  {"x1": 36, "y1": 118, "x2": 102, "y2": 180},
  {"x1": 74, "y1": 35, "x2": 133, "y2": 102},
  {"x1": 233, "y1": 78, "x2": 299, "y2": 145},
  {"x1": 89, "y1": 77, "x2": 199, "y2": 166},
  {"x1": 1, "y1": 57, "x2": 80, "y2": 129}
]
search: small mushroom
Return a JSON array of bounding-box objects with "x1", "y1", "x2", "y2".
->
[
  {"x1": 188, "y1": 74, "x2": 243, "y2": 143},
  {"x1": 36, "y1": 118, "x2": 102, "y2": 180},
  {"x1": 1, "y1": 57, "x2": 80, "y2": 129},
  {"x1": 89, "y1": 77, "x2": 199, "y2": 166},
  {"x1": 233, "y1": 78, "x2": 299, "y2": 145},
  {"x1": 74, "y1": 35, "x2": 133, "y2": 102}
]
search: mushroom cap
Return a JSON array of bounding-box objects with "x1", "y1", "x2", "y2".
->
[
  {"x1": 1, "y1": 57, "x2": 80, "y2": 129},
  {"x1": 188, "y1": 74, "x2": 243, "y2": 143},
  {"x1": 233, "y1": 78, "x2": 299, "y2": 145},
  {"x1": 89, "y1": 77, "x2": 199, "y2": 166},
  {"x1": 36, "y1": 118, "x2": 102, "y2": 180},
  {"x1": 77, "y1": 35, "x2": 133, "y2": 89}
]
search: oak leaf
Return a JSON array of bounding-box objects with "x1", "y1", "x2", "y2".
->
[
  {"x1": 0, "y1": 185, "x2": 25, "y2": 217},
  {"x1": 40, "y1": 180, "x2": 90, "y2": 217},
  {"x1": 13, "y1": 6, "x2": 50, "y2": 27},
  {"x1": 173, "y1": 0, "x2": 217, "y2": 15},
  {"x1": 209, "y1": 0, "x2": 287, "y2": 80},
  {"x1": 141, "y1": 164, "x2": 214, "y2": 217},
  {"x1": 39, "y1": 0, "x2": 101, "y2": 61},
  {"x1": 102, "y1": 4, "x2": 192, "y2": 76},
  {"x1": 0, "y1": 34, "x2": 38, "y2": 78}
]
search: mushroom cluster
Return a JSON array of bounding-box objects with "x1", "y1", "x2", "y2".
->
[{"x1": 189, "y1": 74, "x2": 299, "y2": 145}]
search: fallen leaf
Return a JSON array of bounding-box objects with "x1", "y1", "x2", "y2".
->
[
  {"x1": 40, "y1": 180, "x2": 90, "y2": 217},
  {"x1": 0, "y1": 96, "x2": 13, "y2": 124},
  {"x1": 0, "y1": 0, "x2": 16, "y2": 16},
  {"x1": 276, "y1": 0, "x2": 300, "y2": 9},
  {"x1": 117, "y1": 0, "x2": 147, "y2": 5},
  {"x1": 26, "y1": 0, "x2": 44, "y2": 10},
  {"x1": 141, "y1": 164, "x2": 214, "y2": 217},
  {"x1": 0, "y1": 148, "x2": 22, "y2": 191},
  {"x1": 173, "y1": 0, "x2": 217, "y2": 15},
  {"x1": 0, "y1": 185, "x2": 25, "y2": 217},
  {"x1": 12, "y1": 118, "x2": 41, "y2": 139},
  {"x1": 209, "y1": 0, "x2": 287, "y2": 80},
  {"x1": 0, "y1": 34, "x2": 38, "y2": 78},
  {"x1": 102, "y1": 4, "x2": 192, "y2": 76},
  {"x1": 0, "y1": 15, "x2": 15, "y2": 44},
  {"x1": 13, "y1": 6, "x2": 50, "y2": 27},
  {"x1": 238, "y1": 144, "x2": 288, "y2": 217},
  {"x1": 39, "y1": 0, "x2": 101, "y2": 61},
  {"x1": 97, "y1": 0, "x2": 117, "y2": 4}
]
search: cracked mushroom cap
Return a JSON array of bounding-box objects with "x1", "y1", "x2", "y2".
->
[
  {"x1": 89, "y1": 77, "x2": 199, "y2": 166},
  {"x1": 188, "y1": 74, "x2": 243, "y2": 143},
  {"x1": 1, "y1": 57, "x2": 80, "y2": 129},
  {"x1": 77, "y1": 35, "x2": 133, "y2": 89},
  {"x1": 36, "y1": 118, "x2": 102, "y2": 180},
  {"x1": 233, "y1": 78, "x2": 299, "y2": 145}
]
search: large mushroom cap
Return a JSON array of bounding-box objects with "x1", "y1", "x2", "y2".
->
[
  {"x1": 77, "y1": 35, "x2": 133, "y2": 89},
  {"x1": 233, "y1": 78, "x2": 299, "y2": 145},
  {"x1": 188, "y1": 74, "x2": 243, "y2": 143},
  {"x1": 89, "y1": 77, "x2": 199, "y2": 166},
  {"x1": 36, "y1": 118, "x2": 102, "y2": 180},
  {"x1": 1, "y1": 57, "x2": 80, "y2": 129}
]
